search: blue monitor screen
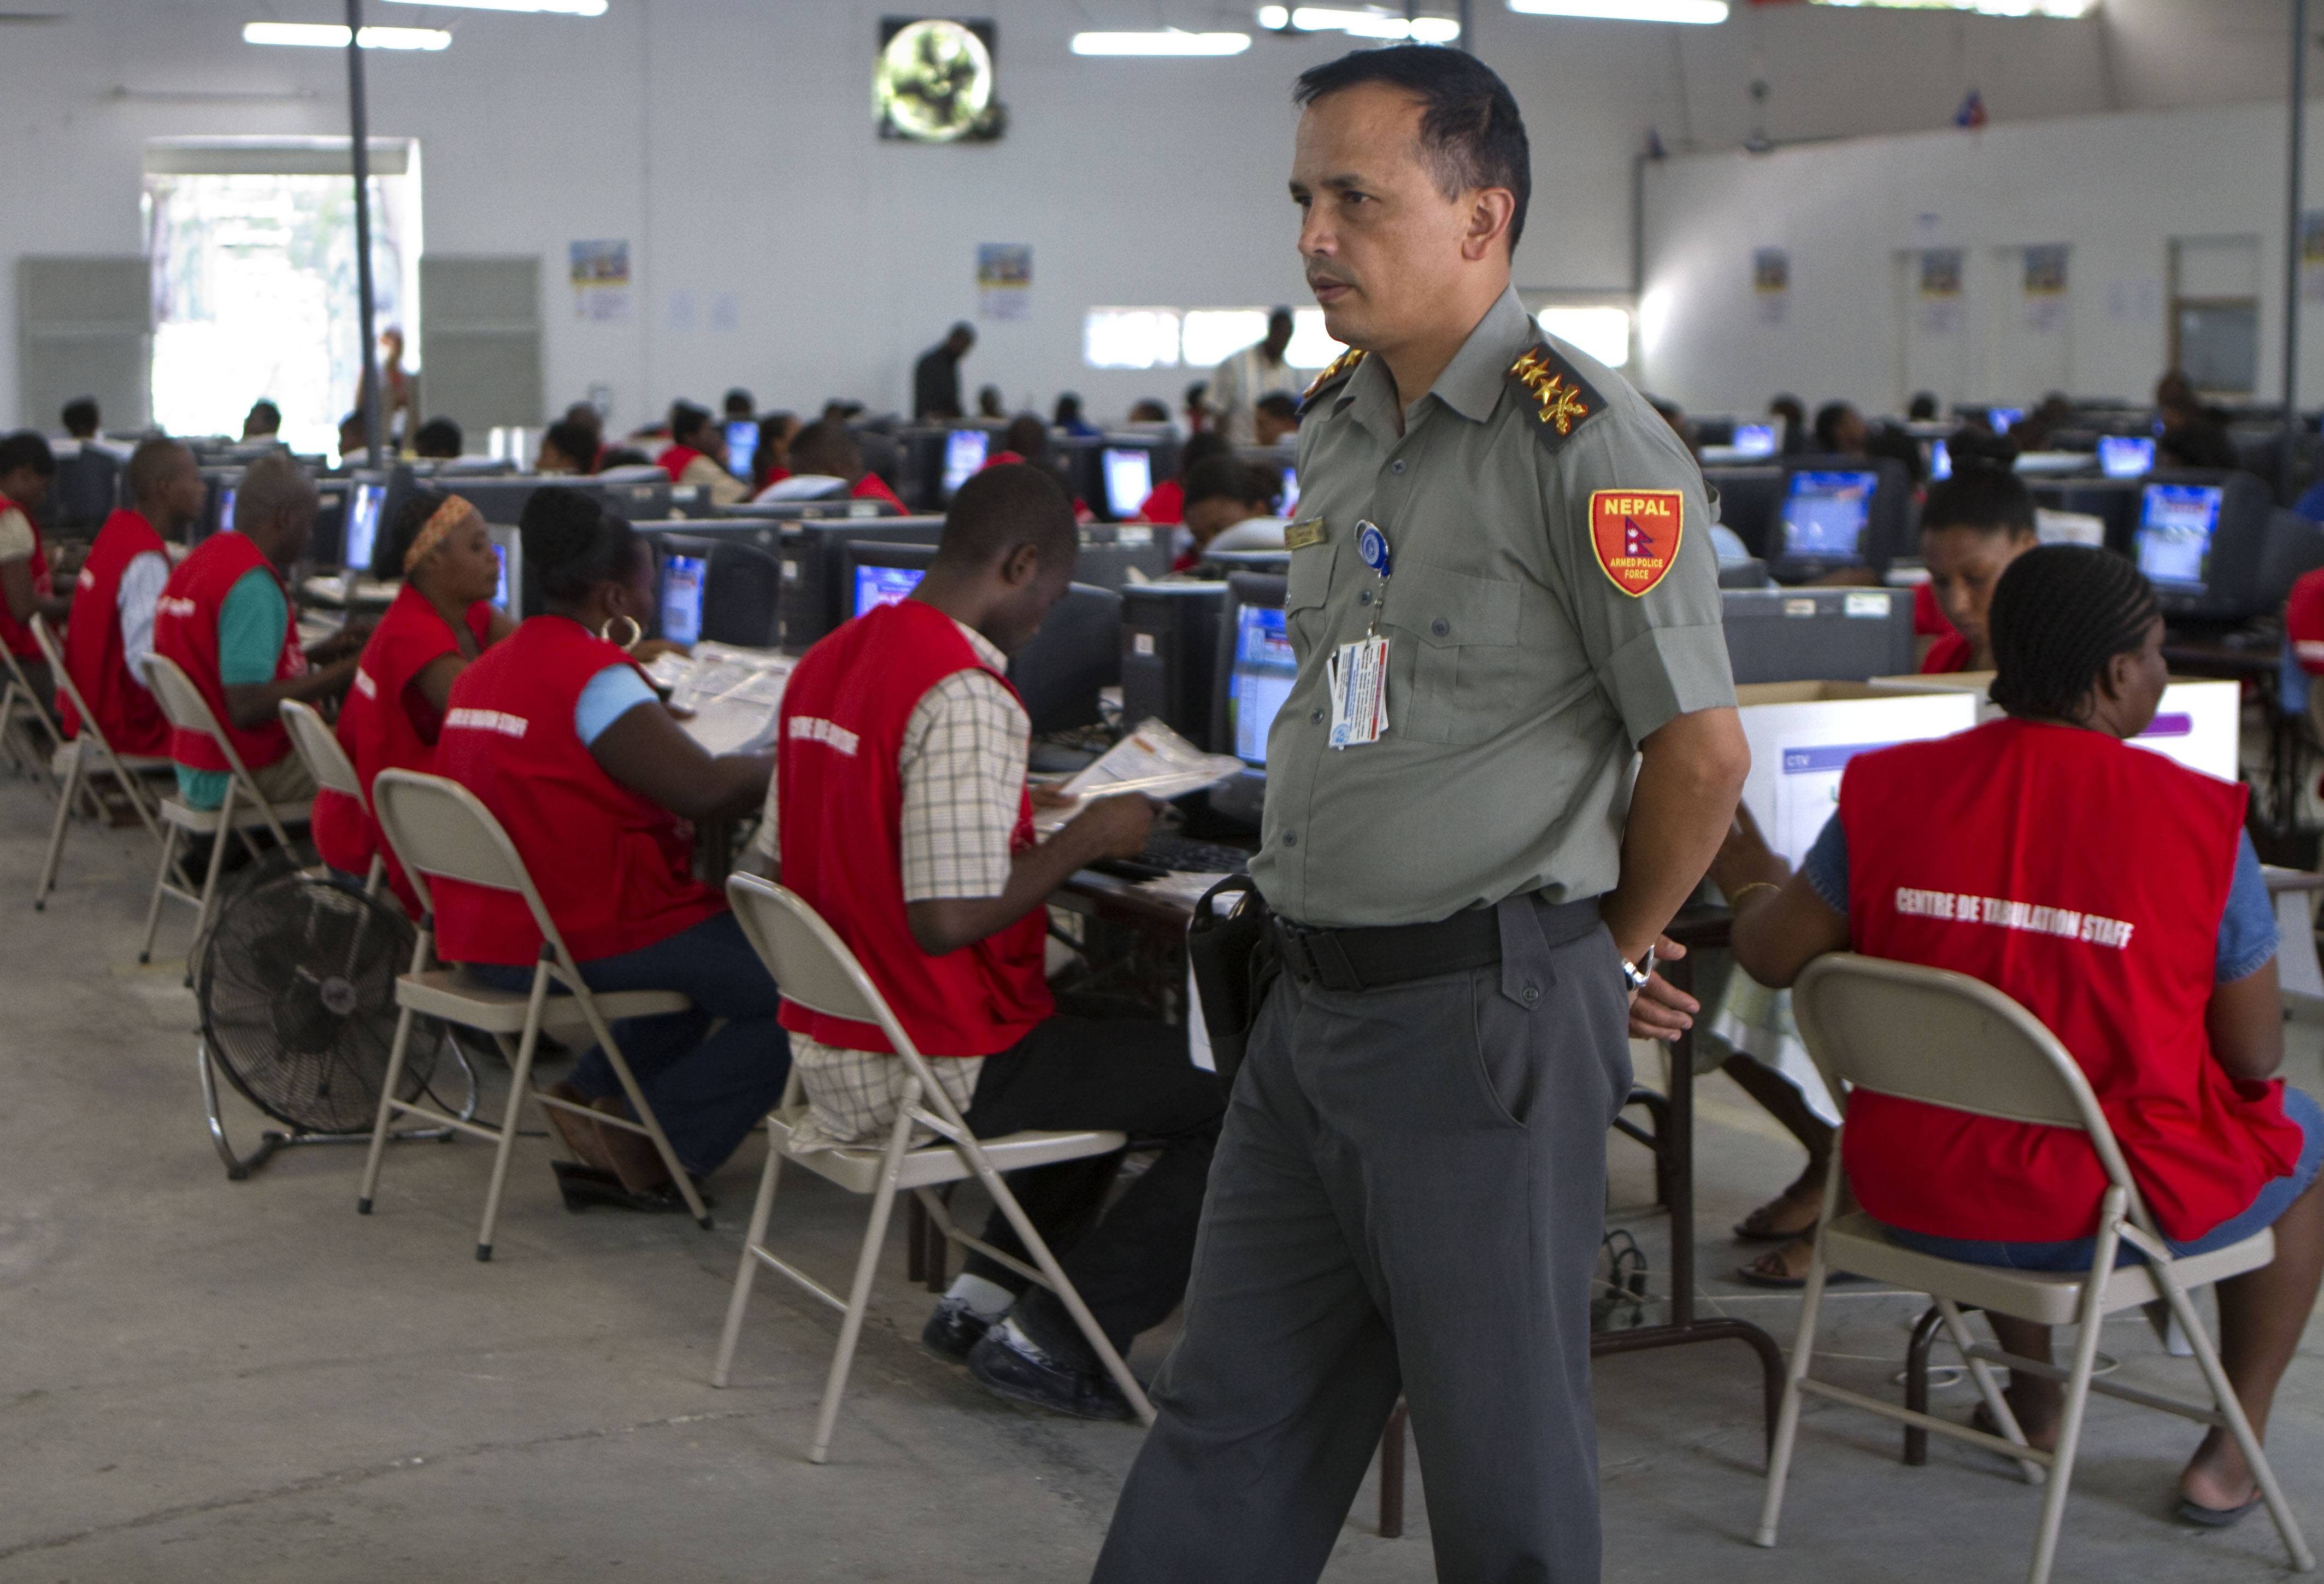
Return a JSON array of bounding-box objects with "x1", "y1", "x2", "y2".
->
[
  {"x1": 2136, "y1": 483, "x2": 2224, "y2": 588},
  {"x1": 1279, "y1": 466, "x2": 1301, "y2": 515},
  {"x1": 1928, "y1": 439, "x2": 1952, "y2": 481},
  {"x1": 343, "y1": 482, "x2": 385, "y2": 573},
  {"x1": 1990, "y1": 406, "x2": 2024, "y2": 434},
  {"x1": 942, "y1": 429, "x2": 989, "y2": 496},
  {"x1": 854, "y1": 563, "x2": 924, "y2": 615},
  {"x1": 1228, "y1": 603, "x2": 1295, "y2": 766},
  {"x1": 725, "y1": 420, "x2": 758, "y2": 482},
  {"x1": 2099, "y1": 434, "x2": 2156, "y2": 479},
  {"x1": 1780, "y1": 470, "x2": 1875, "y2": 561},
  {"x1": 1102, "y1": 447, "x2": 1154, "y2": 518},
  {"x1": 1732, "y1": 422, "x2": 1778, "y2": 459},
  {"x1": 491, "y1": 543, "x2": 510, "y2": 611},
  {"x1": 661, "y1": 553, "x2": 706, "y2": 646},
  {"x1": 219, "y1": 486, "x2": 238, "y2": 534}
]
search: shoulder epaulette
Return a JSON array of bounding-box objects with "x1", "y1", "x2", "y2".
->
[
  {"x1": 1297, "y1": 347, "x2": 1367, "y2": 416},
  {"x1": 1507, "y1": 341, "x2": 1605, "y2": 454}
]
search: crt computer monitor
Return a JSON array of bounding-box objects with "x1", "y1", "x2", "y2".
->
[
  {"x1": 843, "y1": 540, "x2": 938, "y2": 617},
  {"x1": 1208, "y1": 573, "x2": 1290, "y2": 829},
  {"x1": 1990, "y1": 406, "x2": 2024, "y2": 434},
  {"x1": 2099, "y1": 434, "x2": 2156, "y2": 479},
  {"x1": 343, "y1": 479, "x2": 389, "y2": 576},
  {"x1": 219, "y1": 485, "x2": 238, "y2": 535},
  {"x1": 1731, "y1": 422, "x2": 1779, "y2": 460},
  {"x1": 725, "y1": 420, "x2": 758, "y2": 484},
  {"x1": 1279, "y1": 465, "x2": 1302, "y2": 514},
  {"x1": 942, "y1": 429, "x2": 989, "y2": 497},
  {"x1": 485, "y1": 525, "x2": 521, "y2": 615},
  {"x1": 1928, "y1": 439, "x2": 1951, "y2": 481},
  {"x1": 1006, "y1": 584, "x2": 1122, "y2": 735},
  {"x1": 2135, "y1": 482, "x2": 2225, "y2": 592},
  {"x1": 660, "y1": 548, "x2": 708, "y2": 646},
  {"x1": 1101, "y1": 447, "x2": 1154, "y2": 520},
  {"x1": 1773, "y1": 469, "x2": 1876, "y2": 578}
]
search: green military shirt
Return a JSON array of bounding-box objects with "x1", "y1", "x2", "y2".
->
[{"x1": 1248, "y1": 286, "x2": 1734, "y2": 928}]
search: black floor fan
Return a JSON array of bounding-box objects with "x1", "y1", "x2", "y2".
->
[{"x1": 196, "y1": 866, "x2": 475, "y2": 1179}]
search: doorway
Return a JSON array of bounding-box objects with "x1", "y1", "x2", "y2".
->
[{"x1": 2169, "y1": 235, "x2": 2261, "y2": 398}]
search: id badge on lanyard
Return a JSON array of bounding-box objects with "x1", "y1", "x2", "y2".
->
[{"x1": 1327, "y1": 520, "x2": 1392, "y2": 749}]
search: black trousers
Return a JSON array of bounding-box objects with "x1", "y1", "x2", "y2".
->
[{"x1": 958, "y1": 1015, "x2": 1225, "y2": 1367}]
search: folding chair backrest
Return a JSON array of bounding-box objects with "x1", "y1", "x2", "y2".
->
[
  {"x1": 1, "y1": 639, "x2": 50, "y2": 716},
  {"x1": 144, "y1": 652, "x2": 258, "y2": 784},
  {"x1": 1791, "y1": 952, "x2": 2140, "y2": 1203},
  {"x1": 279, "y1": 698, "x2": 362, "y2": 802},
  {"x1": 726, "y1": 874, "x2": 923, "y2": 1063},
  {"x1": 27, "y1": 614, "x2": 88, "y2": 731},
  {"x1": 370, "y1": 769, "x2": 563, "y2": 949}
]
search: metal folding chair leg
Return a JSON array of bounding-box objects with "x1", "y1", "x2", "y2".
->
[
  {"x1": 713, "y1": 1137, "x2": 786, "y2": 1389},
  {"x1": 473, "y1": 962, "x2": 557, "y2": 1262},
  {"x1": 34, "y1": 745, "x2": 83, "y2": 909},
  {"x1": 807, "y1": 1110, "x2": 922, "y2": 1464}
]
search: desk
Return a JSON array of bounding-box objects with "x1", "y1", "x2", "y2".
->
[{"x1": 1050, "y1": 884, "x2": 1787, "y2": 1539}]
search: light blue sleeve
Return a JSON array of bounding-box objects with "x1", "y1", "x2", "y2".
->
[
  {"x1": 216, "y1": 569, "x2": 289, "y2": 686},
  {"x1": 1797, "y1": 812, "x2": 1849, "y2": 914},
  {"x1": 573, "y1": 662, "x2": 657, "y2": 746},
  {"x1": 2216, "y1": 831, "x2": 2279, "y2": 984}
]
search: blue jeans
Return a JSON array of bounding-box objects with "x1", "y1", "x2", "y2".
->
[
  {"x1": 467, "y1": 910, "x2": 791, "y2": 1179},
  {"x1": 1886, "y1": 1086, "x2": 2324, "y2": 1271}
]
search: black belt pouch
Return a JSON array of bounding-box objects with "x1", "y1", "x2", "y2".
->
[{"x1": 1186, "y1": 875, "x2": 1277, "y2": 1090}]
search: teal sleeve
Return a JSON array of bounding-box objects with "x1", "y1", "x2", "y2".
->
[
  {"x1": 573, "y1": 663, "x2": 657, "y2": 745},
  {"x1": 215, "y1": 569, "x2": 290, "y2": 686}
]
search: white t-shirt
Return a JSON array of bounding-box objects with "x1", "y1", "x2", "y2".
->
[
  {"x1": 1208, "y1": 515, "x2": 1290, "y2": 553},
  {"x1": 0, "y1": 507, "x2": 35, "y2": 566}
]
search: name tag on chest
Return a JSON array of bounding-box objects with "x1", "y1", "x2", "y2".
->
[{"x1": 1327, "y1": 635, "x2": 1390, "y2": 747}]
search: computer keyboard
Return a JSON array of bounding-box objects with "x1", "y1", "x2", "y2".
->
[{"x1": 1141, "y1": 833, "x2": 1251, "y2": 875}]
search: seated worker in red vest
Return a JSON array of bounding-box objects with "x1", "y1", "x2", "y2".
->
[
  {"x1": 1174, "y1": 457, "x2": 1289, "y2": 572},
  {"x1": 754, "y1": 463, "x2": 1225, "y2": 1420},
  {"x1": 60, "y1": 438, "x2": 204, "y2": 758},
  {"x1": 1917, "y1": 463, "x2": 2039, "y2": 674},
  {"x1": 1724, "y1": 545, "x2": 2323, "y2": 1526},
  {"x1": 154, "y1": 452, "x2": 364, "y2": 812},
  {"x1": 436, "y1": 487, "x2": 788, "y2": 1201},
  {"x1": 313, "y1": 490, "x2": 514, "y2": 910},
  {"x1": 657, "y1": 402, "x2": 749, "y2": 507},
  {"x1": 1130, "y1": 431, "x2": 1232, "y2": 527},
  {"x1": 752, "y1": 418, "x2": 908, "y2": 510},
  {"x1": 0, "y1": 430, "x2": 72, "y2": 714},
  {"x1": 982, "y1": 414, "x2": 1094, "y2": 523}
]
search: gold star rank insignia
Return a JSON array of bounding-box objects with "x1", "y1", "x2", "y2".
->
[
  {"x1": 1506, "y1": 342, "x2": 1604, "y2": 452},
  {"x1": 1297, "y1": 347, "x2": 1367, "y2": 416}
]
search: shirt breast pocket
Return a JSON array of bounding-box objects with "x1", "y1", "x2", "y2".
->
[
  {"x1": 1284, "y1": 539, "x2": 1338, "y2": 657},
  {"x1": 1386, "y1": 563, "x2": 1523, "y2": 745}
]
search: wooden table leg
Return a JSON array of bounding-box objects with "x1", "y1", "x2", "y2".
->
[{"x1": 1378, "y1": 1399, "x2": 1408, "y2": 1539}]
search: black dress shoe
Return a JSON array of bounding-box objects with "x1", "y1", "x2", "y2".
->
[
  {"x1": 966, "y1": 1322, "x2": 1137, "y2": 1421},
  {"x1": 921, "y1": 1296, "x2": 993, "y2": 1362}
]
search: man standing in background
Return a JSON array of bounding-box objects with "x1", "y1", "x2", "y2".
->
[
  {"x1": 914, "y1": 322, "x2": 976, "y2": 420},
  {"x1": 1208, "y1": 307, "x2": 1302, "y2": 444}
]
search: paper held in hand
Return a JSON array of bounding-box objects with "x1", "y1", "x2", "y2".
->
[
  {"x1": 656, "y1": 642, "x2": 796, "y2": 757},
  {"x1": 1035, "y1": 717, "x2": 1245, "y2": 834}
]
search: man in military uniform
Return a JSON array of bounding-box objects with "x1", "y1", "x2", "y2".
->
[{"x1": 1092, "y1": 45, "x2": 1746, "y2": 1584}]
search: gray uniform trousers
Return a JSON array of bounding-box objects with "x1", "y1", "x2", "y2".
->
[{"x1": 1092, "y1": 892, "x2": 1633, "y2": 1584}]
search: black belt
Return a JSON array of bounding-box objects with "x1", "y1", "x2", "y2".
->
[{"x1": 1270, "y1": 894, "x2": 1602, "y2": 994}]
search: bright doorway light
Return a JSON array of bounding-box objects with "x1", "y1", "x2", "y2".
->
[
  {"x1": 1286, "y1": 309, "x2": 1346, "y2": 370},
  {"x1": 1803, "y1": 1, "x2": 2091, "y2": 13},
  {"x1": 1507, "y1": 0, "x2": 1728, "y2": 22},
  {"x1": 1182, "y1": 309, "x2": 1272, "y2": 370},
  {"x1": 1085, "y1": 309, "x2": 1184, "y2": 369},
  {"x1": 1538, "y1": 305, "x2": 1632, "y2": 367},
  {"x1": 1072, "y1": 30, "x2": 1252, "y2": 55},
  {"x1": 243, "y1": 22, "x2": 453, "y2": 49},
  {"x1": 379, "y1": 0, "x2": 604, "y2": 11}
]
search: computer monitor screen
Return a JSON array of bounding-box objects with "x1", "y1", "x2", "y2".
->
[
  {"x1": 725, "y1": 420, "x2": 758, "y2": 482},
  {"x1": 2135, "y1": 482, "x2": 2225, "y2": 588},
  {"x1": 1102, "y1": 447, "x2": 1154, "y2": 519},
  {"x1": 343, "y1": 481, "x2": 386, "y2": 574},
  {"x1": 219, "y1": 486, "x2": 238, "y2": 534},
  {"x1": 1732, "y1": 422, "x2": 1778, "y2": 459},
  {"x1": 490, "y1": 543, "x2": 511, "y2": 610},
  {"x1": 1279, "y1": 466, "x2": 1301, "y2": 515},
  {"x1": 661, "y1": 552, "x2": 707, "y2": 646},
  {"x1": 2099, "y1": 435, "x2": 2156, "y2": 479},
  {"x1": 1928, "y1": 439, "x2": 1951, "y2": 481},
  {"x1": 853, "y1": 562, "x2": 924, "y2": 615},
  {"x1": 1990, "y1": 407, "x2": 2024, "y2": 434},
  {"x1": 1227, "y1": 603, "x2": 1295, "y2": 765},
  {"x1": 942, "y1": 428, "x2": 989, "y2": 496},
  {"x1": 1779, "y1": 470, "x2": 1876, "y2": 561}
]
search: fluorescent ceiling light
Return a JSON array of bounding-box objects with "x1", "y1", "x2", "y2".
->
[
  {"x1": 1271, "y1": 6, "x2": 1460, "y2": 40},
  {"x1": 1803, "y1": 1, "x2": 2090, "y2": 13},
  {"x1": 378, "y1": 0, "x2": 603, "y2": 11},
  {"x1": 1071, "y1": 30, "x2": 1252, "y2": 55},
  {"x1": 1507, "y1": 0, "x2": 1727, "y2": 21},
  {"x1": 243, "y1": 22, "x2": 452, "y2": 49}
]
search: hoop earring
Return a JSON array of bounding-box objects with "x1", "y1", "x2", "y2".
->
[{"x1": 601, "y1": 614, "x2": 644, "y2": 651}]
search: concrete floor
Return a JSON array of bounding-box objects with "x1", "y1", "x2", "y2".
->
[{"x1": 3, "y1": 772, "x2": 2320, "y2": 1584}]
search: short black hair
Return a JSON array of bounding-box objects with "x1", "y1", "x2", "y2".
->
[
  {"x1": 0, "y1": 431, "x2": 57, "y2": 479},
  {"x1": 723, "y1": 387, "x2": 755, "y2": 417},
  {"x1": 937, "y1": 462, "x2": 1075, "y2": 572},
  {"x1": 521, "y1": 486, "x2": 643, "y2": 605},
  {"x1": 1175, "y1": 431, "x2": 1234, "y2": 477},
  {"x1": 542, "y1": 419, "x2": 599, "y2": 473},
  {"x1": 1988, "y1": 545, "x2": 2160, "y2": 723},
  {"x1": 787, "y1": 418, "x2": 861, "y2": 480},
  {"x1": 1295, "y1": 45, "x2": 1531, "y2": 254},
  {"x1": 126, "y1": 438, "x2": 192, "y2": 504},
  {"x1": 61, "y1": 397, "x2": 99, "y2": 437},
  {"x1": 1002, "y1": 414, "x2": 1050, "y2": 462},
  {"x1": 1812, "y1": 402, "x2": 1858, "y2": 451},
  {"x1": 1255, "y1": 392, "x2": 1299, "y2": 421},
  {"x1": 1921, "y1": 466, "x2": 2035, "y2": 540},
  {"x1": 1053, "y1": 393, "x2": 1084, "y2": 425},
  {"x1": 244, "y1": 399, "x2": 282, "y2": 434},
  {"x1": 1184, "y1": 456, "x2": 1273, "y2": 511},
  {"x1": 413, "y1": 417, "x2": 462, "y2": 459},
  {"x1": 1907, "y1": 392, "x2": 1939, "y2": 421},
  {"x1": 668, "y1": 401, "x2": 714, "y2": 446}
]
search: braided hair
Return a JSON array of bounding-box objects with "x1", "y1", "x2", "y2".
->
[{"x1": 1987, "y1": 545, "x2": 2160, "y2": 723}]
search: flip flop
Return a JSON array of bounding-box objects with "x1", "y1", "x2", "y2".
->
[
  {"x1": 1732, "y1": 1191, "x2": 1824, "y2": 1244},
  {"x1": 2175, "y1": 1492, "x2": 2264, "y2": 1529},
  {"x1": 1733, "y1": 1245, "x2": 1865, "y2": 1289}
]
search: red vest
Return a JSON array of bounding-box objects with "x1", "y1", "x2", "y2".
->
[
  {"x1": 1840, "y1": 719, "x2": 2302, "y2": 1243},
  {"x1": 660, "y1": 445, "x2": 705, "y2": 483},
  {"x1": 2288, "y1": 567, "x2": 2324, "y2": 675},
  {"x1": 58, "y1": 508, "x2": 170, "y2": 756},
  {"x1": 314, "y1": 582, "x2": 493, "y2": 910},
  {"x1": 152, "y1": 532, "x2": 304, "y2": 773},
  {"x1": 776, "y1": 599, "x2": 1052, "y2": 1056},
  {"x1": 852, "y1": 472, "x2": 906, "y2": 510},
  {"x1": 0, "y1": 496, "x2": 52, "y2": 659},
  {"x1": 1920, "y1": 631, "x2": 1973, "y2": 674},
  {"x1": 432, "y1": 616, "x2": 724, "y2": 965}
]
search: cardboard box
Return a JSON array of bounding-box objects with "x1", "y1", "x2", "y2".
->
[
  {"x1": 1733, "y1": 681, "x2": 1982, "y2": 865},
  {"x1": 1867, "y1": 672, "x2": 2240, "y2": 785}
]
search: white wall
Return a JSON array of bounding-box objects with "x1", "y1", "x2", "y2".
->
[{"x1": 1637, "y1": 96, "x2": 2324, "y2": 419}]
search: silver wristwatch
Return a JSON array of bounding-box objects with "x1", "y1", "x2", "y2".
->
[{"x1": 1620, "y1": 948, "x2": 1656, "y2": 993}]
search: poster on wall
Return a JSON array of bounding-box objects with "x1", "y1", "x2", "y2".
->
[
  {"x1": 2022, "y1": 244, "x2": 2069, "y2": 334},
  {"x1": 1916, "y1": 248, "x2": 1963, "y2": 336},
  {"x1": 570, "y1": 239, "x2": 631, "y2": 324},
  {"x1": 2303, "y1": 213, "x2": 2324, "y2": 303},
  {"x1": 1752, "y1": 247, "x2": 1790, "y2": 326},
  {"x1": 977, "y1": 243, "x2": 1031, "y2": 321}
]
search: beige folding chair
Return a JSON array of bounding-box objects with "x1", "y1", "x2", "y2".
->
[
  {"x1": 713, "y1": 873, "x2": 1153, "y2": 1464},
  {"x1": 137, "y1": 654, "x2": 312, "y2": 968},
  {"x1": 1759, "y1": 952, "x2": 2314, "y2": 1584},
  {"x1": 28, "y1": 613, "x2": 175, "y2": 909},
  {"x1": 278, "y1": 699, "x2": 385, "y2": 899},
  {"x1": 358, "y1": 768, "x2": 710, "y2": 1259},
  {"x1": 0, "y1": 634, "x2": 64, "y2": 792}
]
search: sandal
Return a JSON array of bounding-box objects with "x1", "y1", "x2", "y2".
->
[
  {"x1": 2175, "y1": 1492, "x2": 2263, "y2": 1529},
  {"x1": 1734, "y1": 1239, "x2": 1862, "y2": 1289},
  {"x1": 1733, "y1": 1186, "x2": 1824, "y2": 1244}
]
